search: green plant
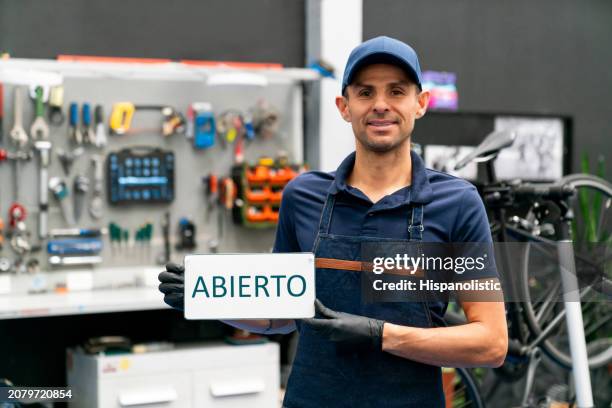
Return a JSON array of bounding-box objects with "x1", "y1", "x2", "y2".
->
[{"x1": 576, "y1": 153, "x2": 609, "y2": 245}]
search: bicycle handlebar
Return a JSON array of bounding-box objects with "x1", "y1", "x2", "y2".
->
[
  {"x1": 484, "y1": 182, "x2": 575, "y2": 207},
  {"x1": 512, "y1": 183, "x2": 575, "y2": 201}
]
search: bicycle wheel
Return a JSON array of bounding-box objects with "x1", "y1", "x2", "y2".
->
[
  {"x1": 520, "y1": 174, "x2": 612, "y2": 369},
  {"x1": 443, "y1": 367, "x2": 486, "y2": 408}
]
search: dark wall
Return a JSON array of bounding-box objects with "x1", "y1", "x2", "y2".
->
[
  {"x1": 0, "y1": 0, "x2": 305, "y2": 66},
  {"x1": 364, "y1": 0, "x2": 612, "y2": 180}
]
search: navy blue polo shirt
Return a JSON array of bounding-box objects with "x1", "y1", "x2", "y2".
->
[{"x1": 273, "y1": 150, "x2": 496, "y2": 320}]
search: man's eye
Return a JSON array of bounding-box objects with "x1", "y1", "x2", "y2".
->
[
  {"x1": 358, "y1": 90, "x2": 371, "y2": 97},
  {"x1": 391, "y1": 89, "x2": 405, "y2": 95}
]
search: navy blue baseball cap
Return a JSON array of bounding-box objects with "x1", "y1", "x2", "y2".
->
[{"x1": 341, "y1": 36, "x2": 423, "y2": 94}]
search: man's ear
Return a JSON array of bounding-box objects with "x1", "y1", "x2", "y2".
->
[
  {"x1": 415, "y1": 90, "x2": 430, "y2": 119},
  {"x1": 335, "y1": 96, "x2": 351, "y2": 122}
]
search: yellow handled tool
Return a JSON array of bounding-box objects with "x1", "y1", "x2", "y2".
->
[{"x1": 109, "y1": 102, "x2": 135, "y2": 135}]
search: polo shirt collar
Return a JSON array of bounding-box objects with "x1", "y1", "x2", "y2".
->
[{"x1": 327, "y1": 150, "x2": 434, "y2": 205}]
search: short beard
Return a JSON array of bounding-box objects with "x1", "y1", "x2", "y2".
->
[{"x1": 355, "y1": 131, "x2": 411, "y2": 154}]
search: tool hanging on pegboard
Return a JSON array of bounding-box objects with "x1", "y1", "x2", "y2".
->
[
  {"x1": 68, "y1": 102, "x2": 105, "y2": 147},
  {"x1": 175, "y1": 217, "x2": 196, "y2": 251},
  {"x1": 49, "y1": 177, "x2": 76, "y2": 226},
  {"x1": 73, "y1": 175, "x2": 89, "y2": 223},
  {"x1": 216, "y1": 110, "x2": 249, "y2": 164},
  {"x1": 108, "y1": 222, "x2": 129, "y2": 253},
  {"x1": 31, "y1": 86, "x2": 52, "y2": 240},
  {"x1": 8, "y1": 87, "x2": 34, "y2": 256},
  {"x1": 56, "y1": 146, "x2": 84, "y2": 176},
  {"x1": 69, "y1": 102, "x2": 83, "y2": 145},
  {"x1": 1, "y1": 149, "x2": 32, "y2": 251},
  {"x1": 190, "y1": 102, "x2": 216, "y2": 149},
  {"x1": 89, "y1": 155, "x2": 104, "y2": 219},
  {"x1": 94, "y1": 104, "x2": 107, "y2": 147},
  {"x1": 155, "y1": 211, "x2": 171, "y2": 265},
  {"x1": 48, "y1": 85, "x2": 65, "y2": 125},
  {"x1": 109, "y1": 102, "x2": 185, "y2": 136},
  {"x1": 0, "y1": 82, "x2": 4, "y2": 144},
  {"x1": 202, "y1": 173, "x2": 237, "y2": 253},
  {"x1": 81, "y1": 103, "x2": 95, "y2": 145},
  {"x1": 8, "y1": 202, "x2": 34, "y2": 261},
  {"x1": 9, "y1": 87, "x2": 29, "y2": 149},
  {"x1": 250, "y1": 99, "x2": 280, "y2": 139}
]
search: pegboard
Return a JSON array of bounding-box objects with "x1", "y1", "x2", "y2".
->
[{"x1": 0, "y1": 61, "x2": 312, "y2": 279}]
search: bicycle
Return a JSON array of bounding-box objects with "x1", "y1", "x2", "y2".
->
[{"x1": 442, "y1": 129, "x2": 611, "y2": 407}]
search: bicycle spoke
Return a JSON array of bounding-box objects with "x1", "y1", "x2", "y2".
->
[
  {"x1": 535, "y1": 281, "x2": 561, "y2": 324},
  {"x1": 585, "y1": 312, "x2": 612, "y2": 338},
  {"x1": 529, "y1": 309, "x2": 566, "y2": 349},
  {"x1": 596, "y1": 197, "x2": 610, "y2": 241}
]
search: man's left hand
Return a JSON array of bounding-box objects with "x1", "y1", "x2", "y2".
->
[{"x1": 302, "y1": 299, "x2": 385, "y2": 351}]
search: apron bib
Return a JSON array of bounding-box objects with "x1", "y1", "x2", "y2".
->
[{"x1": 283, "y1": 194, "x2": 445, "y2": 408}]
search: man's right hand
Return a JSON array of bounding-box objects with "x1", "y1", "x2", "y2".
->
[{"x1": 158, "y1": 262, "x2": 185, "y2": 311}]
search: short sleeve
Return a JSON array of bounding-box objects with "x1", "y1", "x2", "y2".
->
[{"x1": 452, "y1": 186, "x2": 493, "y2": 243}]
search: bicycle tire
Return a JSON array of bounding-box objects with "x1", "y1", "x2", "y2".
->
[{"x1": 520, "y1": 173, "x2": 612, "y2": 369}]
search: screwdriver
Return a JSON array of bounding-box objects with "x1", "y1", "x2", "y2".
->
[{"x1": 0, "y1": 82, "x2": 4, "y2": 143}]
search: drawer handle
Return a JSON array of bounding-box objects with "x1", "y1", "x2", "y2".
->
[
  {"x1": 118, "y1": 387, "x2": 178, "y2": 406},
  {"x1": 210, "y1": 379, "x2": 265, "y2": 398}
]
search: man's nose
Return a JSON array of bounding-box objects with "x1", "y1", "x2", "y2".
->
[{"x1": 372, "y1": 95, "x2": 390, "y2": 113}]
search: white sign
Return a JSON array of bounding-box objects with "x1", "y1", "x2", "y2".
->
[{"x1": 184, "y1": 253, "x2": 315, "y2": 320}]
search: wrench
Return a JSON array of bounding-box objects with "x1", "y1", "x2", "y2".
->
[
  {"x1": 34, "y1": 140, "x2": 52, "y2": 239},
  {"x1": 30, "y1": 86, "x2": 49, "y2": 141},
  {"x1": 0, "y1": 83, "x2": 4, "y2": 143},
  {"x1": 5, "y1": 150, "x2": 32, "y2": 204},
  {"x1": 89, "y1": 155, "x2": 104, "y2": 219},
  {"x1": 10, "y1": 88, "x2": 30, "y2": 204},
  {"x1": 9, "y1": 87, "x2": 28, "y2": 148},
  {"x1": 30, "y1": 86, "x2": 52, "y2": 239},
  {"x1": 49, "y1": 177, "x2": 75, "y2": 226}
]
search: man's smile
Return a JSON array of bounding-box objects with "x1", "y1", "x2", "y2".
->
[{"x1": 366, "y1": 119, "x2": 399, "y2": 130}]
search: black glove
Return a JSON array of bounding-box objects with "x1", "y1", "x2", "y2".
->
[
  {"x1": 158, "y1": 262, "x2": 185, "y2": 311},
  {"x1": 302, "y1": 299, "x2": 385, "y2": 351}
]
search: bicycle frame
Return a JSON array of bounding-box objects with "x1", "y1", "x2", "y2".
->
[{"x1": 482, "y1": 159, "x2": 594, "y2": 407}]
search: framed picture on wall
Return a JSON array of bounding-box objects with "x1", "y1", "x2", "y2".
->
[
  {"x1": 424, "y1": 145, "x2": 478, "y2": 181},
  {"x1": 493, "y1": 116, "x2": 565, "y2": 181}
]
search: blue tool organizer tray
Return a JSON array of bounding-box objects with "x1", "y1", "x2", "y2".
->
[{"x1": 106, "y1": 147, "x2": 175, "y2": 204}]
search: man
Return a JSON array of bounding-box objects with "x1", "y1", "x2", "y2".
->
[{"x1": 160, "y1": 36, "x2": 508, "y2": 407}]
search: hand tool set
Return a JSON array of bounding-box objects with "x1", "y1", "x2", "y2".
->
[{"x1": 0, "y1": 82, "x2": 300, "y2": 276}]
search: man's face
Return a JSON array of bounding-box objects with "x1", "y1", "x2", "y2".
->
[{"x1": 336, "y1": 63, "x2": 429, "y2": 153}]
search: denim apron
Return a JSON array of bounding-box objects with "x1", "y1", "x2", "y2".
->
[{"x1": 283, "y1": 193, "x2": 445, "y2": 408}]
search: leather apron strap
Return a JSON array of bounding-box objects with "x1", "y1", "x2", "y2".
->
[{"x1": 315, "y1": 257, "x2": 424, "y2": 277}]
